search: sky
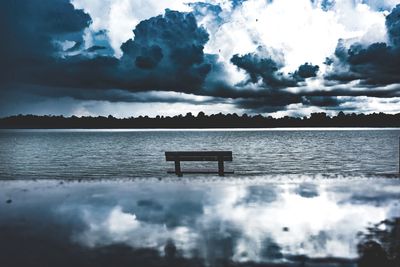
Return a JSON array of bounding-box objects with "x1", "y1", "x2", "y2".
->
[{"x1": 0, "y1": 0, "x2": 400, "y2": 118}]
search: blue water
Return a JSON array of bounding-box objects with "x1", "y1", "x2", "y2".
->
[
  {"x1": 0, "y1": 128, "x2": 399, "y2": 179},
  {"x1": 0, "y1": 129, "x2": 399, "y2": 266},
  {"x1": 0, "y1": 178, "x2": 399, "y2": 266}
]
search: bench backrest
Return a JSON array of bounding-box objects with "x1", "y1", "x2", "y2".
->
[{"x1": 165, "y1": 151, "x2": 232, "y2": 161}]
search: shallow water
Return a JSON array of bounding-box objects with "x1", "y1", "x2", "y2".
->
[
  {"x1": 0, "y1": 178, "x2": 399, "y2": 267},
  {"x1": 0, "y1": 128, "x2": 399, "y2": 179}
]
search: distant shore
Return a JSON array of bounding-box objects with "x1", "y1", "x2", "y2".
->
[{"x1": 1, "y1": 112, "x2": 400, "y2": 128}]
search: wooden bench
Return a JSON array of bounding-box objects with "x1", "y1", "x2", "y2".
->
[{"x1": 165, "y1": 151, "x2": 233, "y2": 177}]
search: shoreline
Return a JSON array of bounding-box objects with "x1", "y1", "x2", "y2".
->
[{"x1": 1, "y1": 127, "x2": 400, "y2": 131}]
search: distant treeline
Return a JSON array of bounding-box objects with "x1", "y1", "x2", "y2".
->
[{"x1": 1, "y1": 112, "x2": 400, "y2": 128}]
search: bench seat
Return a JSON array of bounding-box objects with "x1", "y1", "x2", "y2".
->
[
  {"x1": 167, "y1": 169, "x2": 234, "y2": 174},
  {"x1": 165, "y1": 151, "x2": 233, "y2": 176}
]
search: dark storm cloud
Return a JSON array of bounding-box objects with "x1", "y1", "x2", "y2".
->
[
  {"x1": 232, "y1": 95, "x2": 345, "y2": 113},
  {"x1": 386, "y1": 4, "x2": 400, "y2": 47},
  {"x1": 233, "y1": 93, "x2": 302, "y2": 113},
  {"x1": 0, "y1": 1, "x2": 320, "y2": 114},
  {"x1": 116, "y1": 10, "x2": 213, "y2": 92},
  {"x1": 327, "y1": 42, "x2": 400, "y2": 86},
  {"x1": 121, "y1": 9, "x2": 209, "y2": 66},
  {"x1": 230, "y1": 51, "x2": 320, "y2": 90},
  {"x1": 321, "y1": 0, "x2": 335, "y2": 11},
  {"x1": 225, "y1": 81, "x2": 400, "y2": 113},
  {"x1": 0, "y1": 0, "x2": 91, "y2": 80},
  {"x1": 32, "y1": 55, "x2": 120, "y2": 90},
  {"x1": 66, "y1": 41, "x2": 83, "y2": 52},
  {"x1": 86, "y1": 46, "x2": 108, "y2": 53},
  {"x1": 326, "y1": 5, "x2": 400, "y2": 87},
  {"x1": 2, "y1": 0, "x2": 400, "y2": 116},
  {"x1": 348, "y1": 43, "x2": 400, "y2": 85},
  {"x1": 294, "y1": 63, "x2": 319, "y2": 79},
  {"x1": 301, "y1": 96, "x2": 343, "y2": 107},
  {"x1": 230, "y1": 53, "x2": 293, "y2": 87},
  {"x1": 133, "y1": 46, "x2": 163, "y2": 69},
  {"x1": 231, "y1": 0, "x2": 248, "y2": 8},
  {"x1": 1, "y1": 8, "x2": 215, "y2": 96},
  {"x1": 4, "y1": 0, "x2": 312, "y2": 110}
]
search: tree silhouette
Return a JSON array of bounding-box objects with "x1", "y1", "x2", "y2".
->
[{"x1": 0, "y1": 112, "x2": 399, "y2": 128}]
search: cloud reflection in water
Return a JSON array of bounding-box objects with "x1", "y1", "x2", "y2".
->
[{"x1": 46, "y1": 179, "x2": 400, "y2": 264}]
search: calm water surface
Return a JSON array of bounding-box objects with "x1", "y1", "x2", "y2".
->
[{"x1": 0, "y1": 129, "x2": 399, "y2": 266}]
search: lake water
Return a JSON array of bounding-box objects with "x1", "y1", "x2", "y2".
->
[
  {"x1": 0, "y1": 128, "x2": 399, "y2": 179},
  {"x1": 0, "y1": 129, "x2": 399, "y2": 267}
]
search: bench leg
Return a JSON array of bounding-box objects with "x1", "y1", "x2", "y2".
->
[
  {"x1": 174, "y1": 160, "x2": 182, "y2": 177},
  {"x1": 218, "y1": 159, "x2": 224, "y2": 176}
]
